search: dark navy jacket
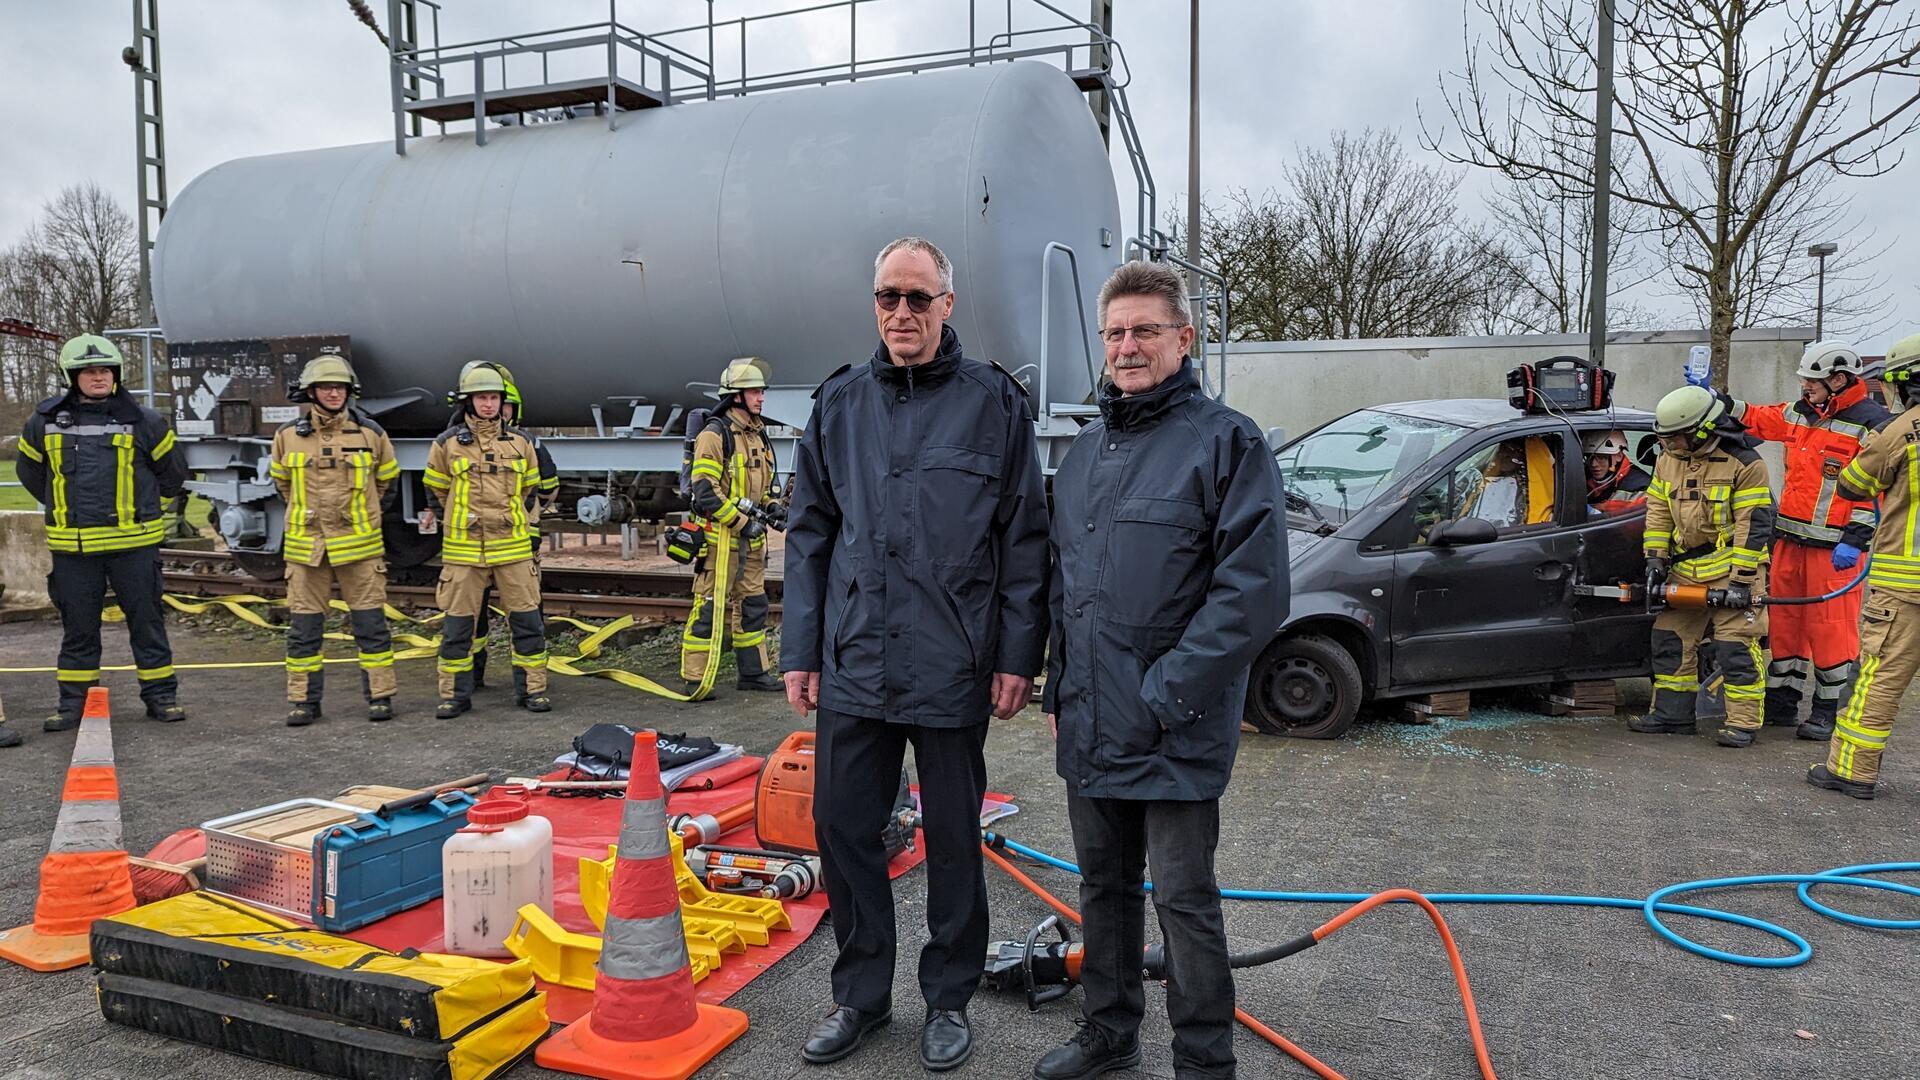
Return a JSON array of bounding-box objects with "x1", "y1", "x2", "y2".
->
[
  {"x1": 1045, "y1": 361, "x2": 1289, "y2": 799},
  {"x1": 781, "y1": 326, "x2": 1050, "y2": 727}
]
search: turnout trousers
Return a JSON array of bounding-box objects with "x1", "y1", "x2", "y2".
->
[
  {"x1": 1651, "y1": 580, "x2": 1768, "y2": 731},
  {"x1": 49, "y1": 547, "x2": 177, "y2": 719},
  {"x1": 436, "y1": 559, "x2": 547, "y2": 703},
  {"x1": 1827, "y1": 587, "x2": 1920, "y2": 786},
  {"x1": 1765, "y1": 539, "x2": 1863, "y2": 724},
  {"x1": 284, "y1": 557, "x2": 394, "y2": 706},
  {"x1": 679, "y1": 541, "x2": 770, "y2": 682},
  {"x1": 1068, "y1": 793, "x2": 1236, "y2": 1080},
  {"x1": 813, "y1": 707, "x2": 988, "y2": 1015}
]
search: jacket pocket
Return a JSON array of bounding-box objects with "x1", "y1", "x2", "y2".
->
[
  {"x1": 1104, "y1": 496, "x2": 1209, "y2": 628},
  {"x1": 919, "y1": 445, "x2": 1001, "y2": 566}
]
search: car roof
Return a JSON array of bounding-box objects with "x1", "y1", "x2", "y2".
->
[{"x1": 1372, "y1": 398, "x2": 1657, "y2": 431}]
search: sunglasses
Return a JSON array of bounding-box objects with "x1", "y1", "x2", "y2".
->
[{"x1": 874, "y1": 289, "x2": 949, "y2": 314}]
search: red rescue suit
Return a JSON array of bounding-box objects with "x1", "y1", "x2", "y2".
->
[{"x1": 1741, "y1": 380, "x2": 1892, "y2": 722}]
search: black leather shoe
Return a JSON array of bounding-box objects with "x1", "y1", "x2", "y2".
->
[
  {"x1": 1807, "y1": 763, "x2": 1875, "y2": 800},
  {"x1": 1715, "y1": 726, "x2": 1756, "y2": 748},
  {"x1": 737, "y1": 673, "x2": 784, "y2": 692},
  {"x1": 43, "y1": 713, "x2": 80, "y2": 733},
  {"x1": 921, "y1": 1008, "x2": 972, "y2": 1072},
  {"x1": 0, "y1": 722, "x2": 22, "y2": 748},
  {"x1": 1628, "y1": 715, "x2": 1693, "y2": 734},
  {"x1": 1034, "y1": 1022, "x2": 1142, "y2": 1080},
  {"x1": 435, "y1": 698, "x2": 470, "y2": 720},
  {"x1": 367, "y1": 699, "x2": 395, "y2": 722},
  {"x1": 801, "y1": 1005, "x2": 890, "y2": 1065},
  {"x1": 287, "y1": 703, "x2": 321, "y2": 727}
]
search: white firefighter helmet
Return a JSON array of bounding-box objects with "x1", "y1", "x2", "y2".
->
[
  {"x1": 1582, "y1": 430, "x2": 1629, "y2": 457},
  {"x1": 1797, "y1": 340, "x2": 1864, "y2": 381}
]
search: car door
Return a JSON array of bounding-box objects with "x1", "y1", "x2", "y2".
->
[
  {"x1": 1388, "y1": 432, "x2": 1577, "y2": 688},
  {"x1": 1569, "y1": 425, "x2": 1659, "y2": 675}
]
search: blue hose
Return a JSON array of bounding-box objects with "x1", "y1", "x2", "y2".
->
[{"x1": 985, "y1": 834, "x2": 1920, "y2": 969}]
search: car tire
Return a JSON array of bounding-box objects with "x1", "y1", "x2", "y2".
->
[{"x1": 1245, "y1": 632, "x2": 1363, "y2": 739}]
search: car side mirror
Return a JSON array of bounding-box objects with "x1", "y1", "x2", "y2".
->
[
  {"x1": 1429, "y1": 517, "x2": 1498, "y2": 547},
  {"x1": 1265, "y1": 426, "x2": 1287, "y2": 449}
]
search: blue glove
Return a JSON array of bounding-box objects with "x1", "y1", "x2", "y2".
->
[{"x1": 1833, "y1": 542, "x2": 1863, "y2": 571}]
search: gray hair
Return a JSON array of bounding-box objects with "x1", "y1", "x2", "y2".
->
[
  {"x1": 873, "y1": 236, "x2": 954, "y2": 293},
  {"x1": 1098, "y1": 260, "x2": 1192, "y2": 328}
]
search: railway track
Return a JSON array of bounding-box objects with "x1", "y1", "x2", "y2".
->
[{"x1": 159, "y1": 548, "x2": 781, "y2": 625}]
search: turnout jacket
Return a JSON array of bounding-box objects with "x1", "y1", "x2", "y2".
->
[
  {"x1": 422, "y1": 416, "x2": 544, "y2": 566},
  {"x1": 1644, "y1": 436, "x2": 1774, "y2": 585},
  {"x1": 689, "y1": 405, "x2": 775, "y2": 552},
  {"x1": 1045, "y1": 361, "x2": 1290, "y2": 800},
  {"x1": 1837, "y1": 405, "x2": 1920, "y2": 595},
  {"x1": 1739, "y1": 381, "x2": 1890, "y2": 548},
  {"x1": 270, "y1": 406, "x2": 400, "y2": 566},
  {"x1": 15, "y1": 387, "x2": 185, "y2": 554},
  {"x1": 781, "y1": 326, "x2": 1050, "y2": 726}
]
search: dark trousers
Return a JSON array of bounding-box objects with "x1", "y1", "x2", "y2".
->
[
  {"x1": 1068, "y1": 792, "x2": 1236, "y2": 1079},
  {"x1": 814, "y1": 707, "x2": 989, "y2": 1014},
  {"x1": 49, "y1": 547, "x2": 178, "y2": 717}
]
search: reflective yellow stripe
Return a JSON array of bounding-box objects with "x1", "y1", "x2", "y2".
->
[
  {"x1": 448, "y1": 460, "x2": 471, "y2": 546},
  {"x1": 349, "y1": 451, "x2": 373, "y2": 537},
  {"x1": 44, "y1": 520, "x2": 168, "y2": 553},
  {"x1": 735, "y1": 629, "x2": 767, "y2": 647},
  {"x1": 1906, "y1": 444, "x2": 1919, "y2": 559},
  {"x1": 56, "y1": 668, "x2": 99, "y2": 682},
  {"x1": 1840, "y1": 456, "x2": 1884, "y2": 496},
  {"x1": 151, "y1": 430, "x2": 176, "y2": 460},
  {"x1": 511, "y1": 650, "x2": 549, "y2": 667},
  {"x1": 136, "y1": 665, "x2": 174, "y2": 681},
  {"x1": 358, "y1": 650, "x2": 395, "y2": 668},
  {"x1": 1652, "y1": 673, "x2": 1699, "y2": 691},
  {"x1": 422, "y1": 467, "x2": 451, "y2": 491},
  {"x1": 1835, "y1": 717, "x2": 1887, "y2": 749},
  {"x1": 45, "y1": 434, "x2": 67, "y2": 528},
  {"x1": 439, "y1": 655, "x2": 474, "y2": 673},
  {"x1": 285, "y1": 654, "x2": 325, "y2": 673},
  {"x1": 17, "y1": 438, "x2": 43, "y2": 463},
  {"x1": 690, "y1": 461, "x2": 723, "y2": 480},
  {"x1": 114, "y1": 433, "x2": 135, "y2": 527},
  {"x1": 375, "y1": 458, "x2": 400, "y2": 480},
  {"x1": 284, "y1": 453, "x2": 307, "y2": 543}
]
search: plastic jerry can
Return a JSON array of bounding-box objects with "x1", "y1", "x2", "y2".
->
[{"x1": 441, "y1": 792, "x2": 553, "y2": 957}]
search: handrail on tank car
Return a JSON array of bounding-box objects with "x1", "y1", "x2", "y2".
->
[{"x1": 1038, "y1": 242, "x2": 1101, "y2": 417}]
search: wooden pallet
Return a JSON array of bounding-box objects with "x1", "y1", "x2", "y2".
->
[{"x1": 1398, "y1": 691, "x2": 1470, "y2": 725}]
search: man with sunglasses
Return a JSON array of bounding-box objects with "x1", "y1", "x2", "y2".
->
[
  {"x1": 1037, "y1": 260, "x2": 1288, "y2": 1080},
  {"x1": 782, "y1": 236, "x2": 1050, "y2": 1072}
]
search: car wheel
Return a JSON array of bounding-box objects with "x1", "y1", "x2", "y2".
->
[{"x1": 1246, "y1": 632, "x2": 1363, "y2": 739}]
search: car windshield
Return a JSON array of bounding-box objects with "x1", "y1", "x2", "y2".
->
[{"x1": 1276, "y1": 409, "x2": 1472, "y2": 524}]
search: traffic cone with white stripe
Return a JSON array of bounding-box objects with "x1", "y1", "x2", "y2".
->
[
  {"x1": 536, "y1": 730, "x2": 749, "y2": 1080},
  {"x1": 0, "y1": 687, "x2": 137, "y2": 972}
]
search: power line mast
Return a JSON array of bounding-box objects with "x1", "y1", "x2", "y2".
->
[{"x1": 124, "y1": 0, "x2": 168, "y2": 325}]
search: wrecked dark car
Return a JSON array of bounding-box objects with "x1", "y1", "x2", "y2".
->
[{"x1": 1250, "y1": 399, "x2": 1661, "y2": 738}]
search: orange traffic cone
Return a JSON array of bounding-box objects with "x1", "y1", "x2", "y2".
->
[
  {"x1": 0, "y1": 686, "x2": 137, "y2": 972},
  {"x1": 536, "y1": 730, "x2": 749, "y2": 1080}
]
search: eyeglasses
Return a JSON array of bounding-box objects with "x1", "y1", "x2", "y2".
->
[
  {"x1": 1099, "y1": 322, "x2": 1188, "y2": 345},
  {"x1": 874, "y1": 289, "x2": 949, "y2": 313}
]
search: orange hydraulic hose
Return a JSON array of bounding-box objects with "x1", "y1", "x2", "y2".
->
[
  {"x1": 981, "y1": 844, "x2": 1500, "y2": 1080},
  {"x1": 982, "y1": 844, "x2": 1343, "y2": 1079}
]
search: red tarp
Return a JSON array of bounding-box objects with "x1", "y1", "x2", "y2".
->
[{"x1": 146, "y1": 757, "x2": 967, "y2": 1026}]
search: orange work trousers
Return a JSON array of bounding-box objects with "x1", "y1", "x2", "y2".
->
[{"x1": 1764, "y1": 538, "x2": 1865, "y2": 722}]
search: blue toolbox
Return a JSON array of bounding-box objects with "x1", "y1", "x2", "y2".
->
[{"x1": 201, "y1": 790, "x2": 476, "y2": 932}]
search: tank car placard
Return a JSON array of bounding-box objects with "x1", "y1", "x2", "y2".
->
[{"x1": 168, "y1": 336, "x2": 352, "y2": 436}]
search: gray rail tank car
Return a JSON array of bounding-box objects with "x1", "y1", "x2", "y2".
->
[{"x1": 154, "y1": 60, "x2": 1120, "y2": 431}]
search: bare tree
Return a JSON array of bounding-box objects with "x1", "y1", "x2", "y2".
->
[
  {"x1": 0, "y1": 183, "x2": 143, "y2": 418},
  {"x1": 1286, "y1": 129, "x2": 1516, "y2": 339},
  {"x1": 1167, "y1": 189, "x2": 1312, "y2": 342},
  {"x1": 1427, "y1": 0, "x2": 1920, "y2": 385}
]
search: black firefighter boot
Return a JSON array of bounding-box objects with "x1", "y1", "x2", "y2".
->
[
  {"x1": 1807, "y1": 763, "x2": 1876, "y2": 800},
  {"x1": 735, "y1": 646, "x2": 782, "y2": 692},
  {"x1": 0, "y1": 721, "x2": 22, "y2": 748},
  {"x1": 1798, "y1": 699, "x2": 1838, "y2": 742}
]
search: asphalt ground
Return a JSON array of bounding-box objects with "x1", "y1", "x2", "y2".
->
[{"x1": 4, "y1": 612, "x2": 1919, "y2": 1080}]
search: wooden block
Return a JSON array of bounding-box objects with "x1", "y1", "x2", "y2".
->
[{"x1": 1399, "y1": 691, "x2": 1469, "y2": 723}]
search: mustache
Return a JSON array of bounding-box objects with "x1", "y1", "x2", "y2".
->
[{"x1": 1111, "y1": 356, "x2": 1151, "y2": 369}]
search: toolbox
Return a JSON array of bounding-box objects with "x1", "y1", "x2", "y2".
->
[{"x1": 202, "y1": 792, "x2": 476, "y2": 932}]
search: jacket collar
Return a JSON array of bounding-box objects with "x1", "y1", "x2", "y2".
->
[
  {"x1": 465, "y1": 415, "x2": 501, "y2": 440},
  {"x1": 309, "y1": 404, "x2": 349, "y2": 432},
  {"x1": 42, "y1": 386, "x2": 136, "y2": 421},
  {"x1": 1100, "y1": 358, "x2": 1198, "y2": 432},
  {"x1": 870, "y1": 325, "x2": 963, "y2": 389},
  {"x1": 719, "y1": 402, "x2": 765, "y2": 434}
]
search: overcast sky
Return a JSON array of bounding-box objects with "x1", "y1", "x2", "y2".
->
[{"x1": 1, "y1": 0, "x2": 1913, "y2": 347}]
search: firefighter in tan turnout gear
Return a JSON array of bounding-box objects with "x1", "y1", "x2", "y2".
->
[
  {"x1": 1633, "y1": 385, "x2": 1776, "y2": 747},
  {"x1": 270, "y1": 356, "x2": 402, "y2": 725},
  {"x1": 421, "y1": 364, "x2": 552, "y2": 718},
  {"x1": 680, "y1": 358, "x2": 783, "y2": 697},
  {"x1": 1810, "y1": 333, "x2": 1920, "y2": 800}
]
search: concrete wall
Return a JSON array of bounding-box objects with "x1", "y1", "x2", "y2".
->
[
  {"x1": 0, "y1": 511, "x2": 51, "y2": 606},
  {"x1": 1223, "y1": 328, "x2": 1814, "y2": 445}
]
